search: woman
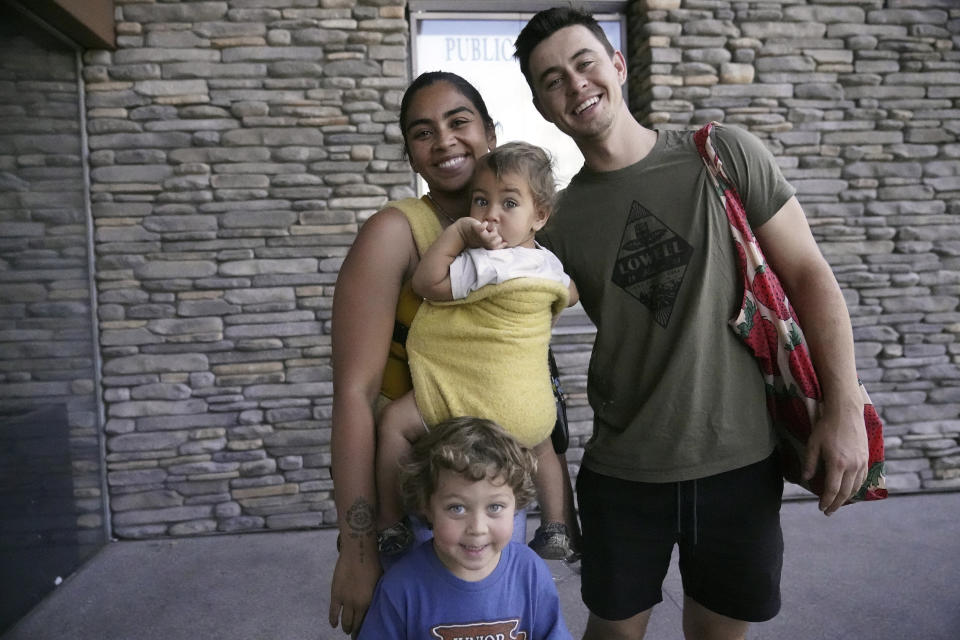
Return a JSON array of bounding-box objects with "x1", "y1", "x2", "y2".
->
[{"x1": 327, "y1": 72, "x2": 498, "y2": 636}]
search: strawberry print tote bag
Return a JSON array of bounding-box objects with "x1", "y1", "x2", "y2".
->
[{"x1": 694, "y1": 122, "x2": 887, "y2": 504}]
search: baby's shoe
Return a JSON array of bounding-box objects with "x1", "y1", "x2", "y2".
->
[
  {"x1": 377, "y1": 518, "x2": 414, "y2": 556},
  {"x1": 528, "y1": 522, "x2": 573, "y2": 561}
]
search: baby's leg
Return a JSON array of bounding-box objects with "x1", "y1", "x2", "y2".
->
[
  {"x1": 532, "y1": 439, "x2": 566, "y2": 526},
  {"x1": 375, "y1": 390, "x2": 425, "y2": 530},
  {"x1": 530, "y1": 439, "x2": 580, "y2": 560}
]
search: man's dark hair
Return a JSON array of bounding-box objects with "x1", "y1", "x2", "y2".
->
[{"x1": 514, "y1": 7, "x2": 616, "y2": 92}]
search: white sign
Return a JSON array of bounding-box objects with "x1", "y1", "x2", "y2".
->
[{"x1": 415, "y1": 19, "x2": 622, "y2": 189}]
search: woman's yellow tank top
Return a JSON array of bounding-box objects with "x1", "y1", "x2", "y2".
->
[{"x1": 379, "y1": 196, "x2": 442, "y2": 400}]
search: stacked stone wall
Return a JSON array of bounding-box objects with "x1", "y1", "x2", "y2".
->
[
  {"x1": 87, "y1": 0, "x2": 410, "y2": 538},
  {"x1": 81, "y1": 0, "x2": 960, "y2": 538}
]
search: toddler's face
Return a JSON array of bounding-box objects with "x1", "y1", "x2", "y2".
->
[
  {"x1": 426, "y1": 469, "x2": 516, "y2": 582},
  {"x1": 469, "y1": 167, "x2": 546, "y2": 249}
]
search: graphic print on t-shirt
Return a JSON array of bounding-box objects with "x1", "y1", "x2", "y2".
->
[
  {"x1": 431, "y1": 618, "x2": 526, "y2": 640},
  {"x1": 611, "y1": 200, "x2": 693, "y2": 328}
]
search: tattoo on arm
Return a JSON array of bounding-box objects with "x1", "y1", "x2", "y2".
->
[{"x1": 346, "y1": 498, "x2": 375, "y2": 563}]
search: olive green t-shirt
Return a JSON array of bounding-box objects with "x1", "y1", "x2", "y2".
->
[{"x1": 541, "y1": 124, "x2": 796, "y2": 482}]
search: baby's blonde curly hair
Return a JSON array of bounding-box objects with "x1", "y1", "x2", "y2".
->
[{"x1": 399, "y1": 416, "x2": 538, "y2": 517}]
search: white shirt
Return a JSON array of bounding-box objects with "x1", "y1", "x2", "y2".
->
[{"x1": 449, "y1": 243, "x2": 570, "y2": 301}]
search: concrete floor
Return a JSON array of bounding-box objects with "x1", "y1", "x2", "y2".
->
[{"x1": 4, "y1": 492, "x2": 960, "y2": 640}]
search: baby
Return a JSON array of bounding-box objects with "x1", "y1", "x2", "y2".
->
[{"x1": 376, "y1": 142, "x2": 580, "y2": 561}]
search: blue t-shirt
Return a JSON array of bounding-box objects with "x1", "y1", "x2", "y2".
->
[{"x1": 358, "y1": 541, "x2": 573, "y2": 640}]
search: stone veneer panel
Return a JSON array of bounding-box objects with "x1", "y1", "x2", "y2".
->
[{"x1": 89, "y1": 0, "x2": 410, "y2": 538}]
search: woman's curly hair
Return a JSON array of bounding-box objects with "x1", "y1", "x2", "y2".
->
[{"x1": 399, "y1": 416, "x2": 538, "y2": 517}]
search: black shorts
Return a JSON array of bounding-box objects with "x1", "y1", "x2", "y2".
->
[{"x1": 576, "y1": 454, "x2": 784, "y2": 622}]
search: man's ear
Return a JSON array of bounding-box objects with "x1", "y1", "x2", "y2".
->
[{"x1": 613, "y1": 50, "x2": 627, "y2": 85}]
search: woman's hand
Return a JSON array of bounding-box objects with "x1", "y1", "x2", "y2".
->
[{"x1": 328, "y1": 533, "x2": 382, "y2": 635}]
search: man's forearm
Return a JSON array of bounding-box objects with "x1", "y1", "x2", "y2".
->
[{"x1": 786, "y1": 262, "x2": 861, "y2": 413}]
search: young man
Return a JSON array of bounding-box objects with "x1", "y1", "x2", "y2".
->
[{"x1": 514, "y1": 8, "x2": 868, "y2": 640}]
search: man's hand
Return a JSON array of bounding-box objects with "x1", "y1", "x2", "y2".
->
[{"x1": 803, "y1": 404, "x2": 868, "y2": 516}]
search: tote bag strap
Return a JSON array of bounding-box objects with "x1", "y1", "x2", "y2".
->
[{"x1": 693, "y1": 121, "x2": 811, "y2": 395}]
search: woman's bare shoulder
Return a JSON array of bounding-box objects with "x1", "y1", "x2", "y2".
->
[
  {"x1": 342, "y1": 204, "x2": 418, "y2": 278},
  {"x1": 348, "y1": 202, "x2": 413, "y2": 240},
  {"x1": 360, "y1": 204, "x2": 414, "y2": 238}
]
